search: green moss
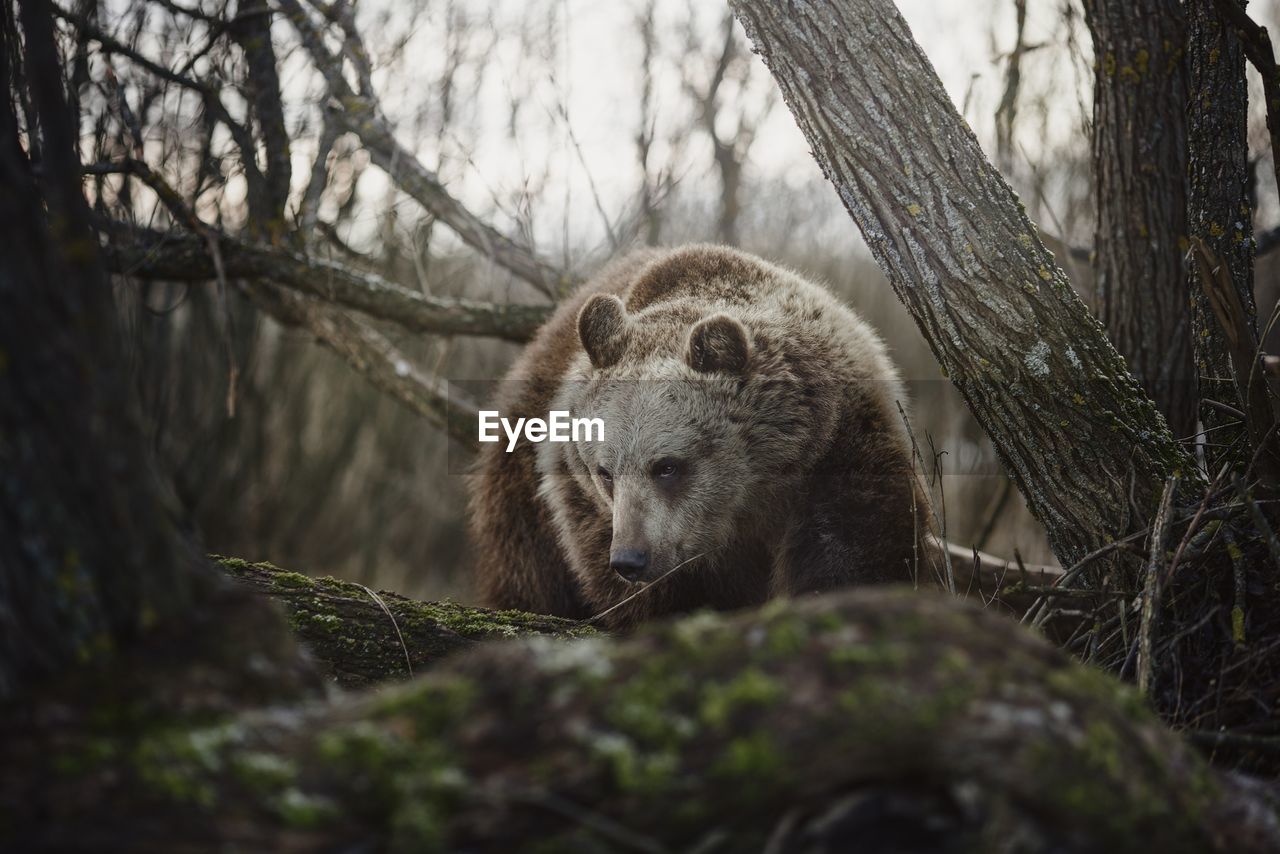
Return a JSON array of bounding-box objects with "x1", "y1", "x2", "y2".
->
[
  {"x1": 374, "y1": 674, "x2": 479, "y2": 735},
  {"x1": 606, "y1": 667, "x2": 696, "y2": 743},
  {"x1": 131, "y1": 723, "x2": 247, "y2": 808},
  {"x1": 828, "y1": 642, "x2": 908, "y2": 668},
  {"x1": 230, "y1": 752, "x2": 297, "y2": 794},
  {"x1": 763, "y1": 615, "x2": 810, "y2": 656},
  {"x1": 52, "y1": 738, "x2": 119, "y2": 776},
  {"x1": 713, "y1": 733, "x2": 783, "y2": 779},
  {"x1": 311, "y1": 613, "x2": 342, "y2": 632},
  {"x1": 272, "y1": 571, "x2": 314, "y2": 589},
  {"x1": 214, "y1": 556, "x2": 598, "y2": 660},
  {"x1": 1081, "y1": 721, "x2": 1125, "y2": 779},
  {"x1": 699, "y1": 668, "x2": 783, "y2": 728},
  {"x1": 274, "y1": 788, "x2": 340, "y2": 829},
  {"x1": 317, "y1": 719, "x2": 401, "y2": 779},
  {"x1": 617, "y1": 746, "x2": 679, "y2": 795}
]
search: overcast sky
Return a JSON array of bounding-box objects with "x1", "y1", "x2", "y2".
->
[{"x1": 320, "y1": 0, "x2": 1276, "y2": 261}]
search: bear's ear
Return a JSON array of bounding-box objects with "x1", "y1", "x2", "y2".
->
[
  {"x1": 578, "y1": 294, "x2": 629, "y2": 369},
  {"x1": 686, "y1": 314, "x2": 751, "y2": 375}
]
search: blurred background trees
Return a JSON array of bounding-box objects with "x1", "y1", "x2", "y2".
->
[{"x1": 32, "y1": 0, "x2": 1280, "y2": 601}]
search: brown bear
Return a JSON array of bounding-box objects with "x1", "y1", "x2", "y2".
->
[{"x1": 468, "y1": 244, "x2": 929, "y2": 629}]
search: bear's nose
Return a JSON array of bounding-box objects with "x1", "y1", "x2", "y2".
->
[{"x1": 610, "y1": 548, "x2": 649, "y2": 582}]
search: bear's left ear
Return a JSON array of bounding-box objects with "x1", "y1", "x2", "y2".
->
[
  {"x1": 686, "y1": 314, "x2": 751, "y2": 375},
  {"x1": 578, "y1": 294, "x2": 630, "y2": 369}
]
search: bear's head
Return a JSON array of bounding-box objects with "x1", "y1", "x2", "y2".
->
[{"x1": 546, "y1": 291, "x2": 823, "y2": 588}]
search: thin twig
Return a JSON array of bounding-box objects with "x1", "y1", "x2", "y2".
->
[
  {"x1": 356, "y1": 583, "x2": 413, "y2": 678},
  {"x1": 1233, "y1": 475, "x2": 1280, "y2": 575},
  {"x1": 588, "y1": 551, "x2": 714, "y2": 625},
  {"x1": 502, "y1": 787, "x2": 671, "y2": 854},
  {"x1": 1164, "y1": 463, "x2": 1230, "y2": 583},
  {"x1": 1137, "y1": 476, "x2": 1179, "y2": 696},
  {"x1": 1222, "y1": 526, "x2": 1248, "y2": 647},
  {"x1": 896, "y1": 401, "x2": 954, "y2": 594}
]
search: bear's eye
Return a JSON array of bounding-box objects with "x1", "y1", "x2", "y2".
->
[
  {"x1": 597, "y1": 465, "x2": 613, "y2": 483},
  {"x1": 652, "y1": 458, "x2": 682, "y2": 479}
]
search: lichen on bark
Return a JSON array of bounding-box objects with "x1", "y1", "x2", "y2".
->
[{"x1": 219, "y1": 557, "x2": 596, "y2": 687}]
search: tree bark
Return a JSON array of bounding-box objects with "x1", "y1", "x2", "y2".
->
[
  {"x1": 729, "y1": 0, "x2": 1201, "y2": 574},
  {"x1": 101, "y1": 229, "x2": 551, "y2": 342},
  {"x1": 0, "y1": 1, "x2": 310, "y2": 705},
  {"x1": 1084, "y1": 0, "x2": 1196, "y2": 441},
  {"x1": 1187, "y1": 0, "x2": 1258, "y2": 468},
  {"x1": 7, "y1": 590, "x2": 1277, "y2": 852},
  {"x1": 220, "y1": 558, "x2": 597, "y2": 688},
  {"x1": 229, "y1": 0, "x2": 291, "y2": 240}
]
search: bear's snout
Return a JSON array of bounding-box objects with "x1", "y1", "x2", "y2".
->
[{"x1": 610, "y1": 548, "x2": 650, "y2": 583}]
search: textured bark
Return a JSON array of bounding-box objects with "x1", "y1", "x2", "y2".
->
[
  {"x1": 229, "y1": 0, "x2": 291, "y2": 238},
  {"x1": 1212, "y1": 0, "x2": 1280, "y2": 209},
  {"x1": 102, "y1": 228, "x2": 551, "y2": 343},
  {"x1": 1187, "y1": 0, "x2": 1258, "y2": 467},
  {"x1": 1084, "y1": 0, "x2": 1196, "y2": 440},
  {"x1": 220, "y1": 558, "x2": 596, "y2": 688},
  {"x1": 0, "y1": 0, "x2": 312, "y2": 704},
  {"x1": 7, "y1": 591, "x2": 1278, "y2": 852},
  {"x1": 730, "y1": 0, "x2": 1201, "y2": 573}
]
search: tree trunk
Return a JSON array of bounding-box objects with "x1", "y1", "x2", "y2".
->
[
  {"x1": 729, "y1": 0, "x2": 1201, "y2": 575},
  {"x1": 7, "y1": 590, "x2": 1278, "y2": 852},
  {"x1": 0, "y1": 0, "x2": 312, "y2": 706},
  {"x1": 1187, "y1": 0, "x2": 1258, "y2": 468},
  {"x1": 1084, "y1": 0, "x2": 1196, "y2": 441}
]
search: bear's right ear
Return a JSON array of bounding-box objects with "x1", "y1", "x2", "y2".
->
[
  {"x1": 578, "y1": 294, "x2": 629, "y2": 369},
  {"x1": 686, "y1": 314, "x2": 751, "y2": 375}
]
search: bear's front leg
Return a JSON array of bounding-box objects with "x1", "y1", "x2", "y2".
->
[{"x1": 773, "y1": 466, "x2": 924, "y2": 597}]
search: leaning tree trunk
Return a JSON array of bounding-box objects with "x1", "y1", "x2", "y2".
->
[
  {"x1": 1084, "y1": 0, "x2": 1196, "y2": 441},
  {"x1": 1187, "y1": 0, "x2": 1258, "y2": 471},
  {"x1": 729, "y1": 0, "x2": 1202, "y2": 578}
]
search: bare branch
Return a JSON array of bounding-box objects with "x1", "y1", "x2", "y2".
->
[
  {"x1": 101, "y1": 226, "x2": 551, "y2": 342},
  {"x1": 243, "y1": 281, "x2": 479, "y2": 443},
  {"x1": 273, "y1": 0, "x2": 575, "y2": 296},
  {"x1": 54, "y1": 3, "x2": 269, "y2": 199},
  {"x1": 1136, "y1": 476, "x2": 1178, "y2": 695}
]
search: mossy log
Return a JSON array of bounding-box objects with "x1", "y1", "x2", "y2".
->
[
  {"x1": 218, "y1": 558, "x2": 596, "y2": 687},
  {"x1": 11, "y1": 590, "x2": 1278, "y2": 852},
  {"x1": 218, "y1": 550, "x2": 1060, "y2": 690}
]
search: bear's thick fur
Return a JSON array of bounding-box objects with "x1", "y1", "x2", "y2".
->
[{"x1": 468, "y1": 245, "x2": 928, "y2": 628}]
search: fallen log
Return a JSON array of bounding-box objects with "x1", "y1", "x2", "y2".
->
[
  {"x1": 218, "y1": 557, "x2": 596, "y2": 687},
  {"x1": 220, "y1": 546, "x2": 1059, "y2": 690},
  {"x1": 9, "y1": 589, "x2": 1278, "y2": 851}
]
